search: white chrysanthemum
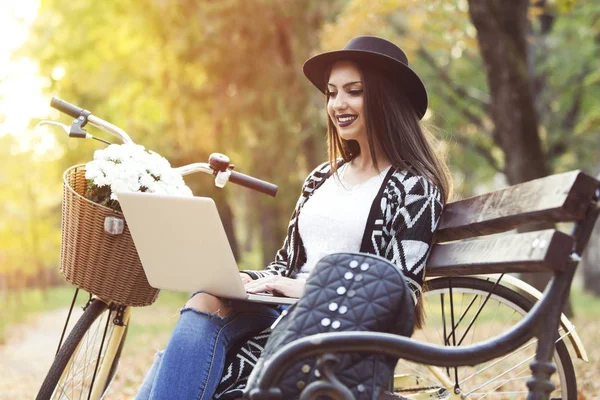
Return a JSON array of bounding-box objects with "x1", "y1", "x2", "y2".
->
[
  {"x1": 139, "y1": 173, "x2": 155, "y2": 190},
  {"x1": 178, "y1": 185, "x2": 193, "y2": 196},
  {"x1": 86, "y1": 143, "x2": 192, "y2": 208},
  {"x1": 85, "y1": 162, "x2": 102, "y2": 180},
  {"x1": 93, "y1": 175, "x2": 111, "y2": 188},
  {"x1": 109, "y1": 180, "x2": 129, "y2": 200}
]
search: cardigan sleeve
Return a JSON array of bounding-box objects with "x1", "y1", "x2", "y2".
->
[
  {"x1": 241, "y1": 162, "x2": 330, "y2": 280},
  {"x1": 383, "y1": 174, "x2": 444, "y2": 304}
]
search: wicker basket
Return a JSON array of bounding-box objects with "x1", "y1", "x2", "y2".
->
[{"x1": 60, "y1": 165, "x2": 159, "y2": 306}]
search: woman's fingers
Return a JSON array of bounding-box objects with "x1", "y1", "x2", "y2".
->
[
  {"x1": 244, "y1": 276, "x2": 275, "y2": 293},
  {"x1": 245, "y1": 276, "x2": 304, "y2": 298},
  {"x1": 239, "y1": 272, "x2": 253, "y2": 284}
]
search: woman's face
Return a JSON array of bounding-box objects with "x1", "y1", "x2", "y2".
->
[{"x1": 327, "y1": 61, "x2": 366, "y2": 143}]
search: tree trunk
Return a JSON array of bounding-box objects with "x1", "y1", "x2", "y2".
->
[
  {"x1": 259, "y1": 200, "x2": 281, "y2": 268},
  {"x1": 582, "y1": 218, "x2": 600, "y2": 295},
  {"x1": 467, "y1": 0, "x2": 549, "y2": 184},
  {"x1": 216, "y1": 197, "x2": 240, "y2": 261},
  {"x1": 467, "y1": 0, "x2": 573, "y2": 314},
  {"x1": 582, "y1": 173, "x2": 600, "y2": 296}
]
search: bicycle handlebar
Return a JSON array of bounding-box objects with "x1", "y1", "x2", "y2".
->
[
  {"x1": 229, "y1": 171, "x2": 278, "y2": 197},
  {"x1": 51, "y1": 97, "x2": 135, "y2": 143},
  {"x1": 49, "y1": 97, "x2": 278, "y2": 197},
  {"x1": 51, "y1": 97, "x2": 86, "y2": 119}
]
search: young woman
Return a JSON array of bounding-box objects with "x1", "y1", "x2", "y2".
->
[{"x1": 136, "y1": 35, "x2": 451, "y2": 400}]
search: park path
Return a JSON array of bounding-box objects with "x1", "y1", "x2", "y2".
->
[{"x1": 0, "y1": 307, "x2": 83, "y2": 400}]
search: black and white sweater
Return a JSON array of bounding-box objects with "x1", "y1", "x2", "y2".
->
[{"x1": 215, "y1": 161, "x2": 444, "y2": 398}]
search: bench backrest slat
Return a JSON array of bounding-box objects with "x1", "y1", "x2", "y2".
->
[
  {"x1": 436, "y1": 171, "x2": 598, "y2": 242},
  {"x1": 426, "y1": 229, "x2": 574, "y2": 277}
]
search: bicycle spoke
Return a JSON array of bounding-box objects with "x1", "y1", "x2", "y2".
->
[
  {"x1": 474, "y1": 389, "x2": 529, "y2": 398},
  {"x1": 444, "y1": 277, "x2": 505, "y2": 347},
  {"x1": 459, "y1": 307, "x2": 529, "y2": 385},
  {"x1": 52, "y1": 307, "x2": 116, "y2": 400},
  {"x1": 398, "y1": 279, "x2": 575, "y2": 399},
  {"x1": 465, "y1": 346, "x2": 539, "y2": 395},
  {"x1": 461, "y1": 330, "x2": 572, "y2": 396},
  {"x1": 86, "y1": 309, "x2": 112, "y2": 400},
  {"x1": 460, "y1": 339, "x2": 537, "y2": 385},
  {"x1": 447, "y1": 279, "x2": 460, "y2": 389},
  {"x1": 476, "y1": 371, "x2": 539, "y2": 399},
  {"x1": 467, "y1": 297, "x2": 518, "y2": 380}
]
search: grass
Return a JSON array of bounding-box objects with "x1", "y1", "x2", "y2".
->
[
  {"x1": 569, "y1": 286, "x2": 600, "y2": 318},
  {"x1": 0, "y1": 286, "x2": 77, "y2": 343},
  {"x1": 0, "y1": 286, "x2": 189, "y2": 344}
]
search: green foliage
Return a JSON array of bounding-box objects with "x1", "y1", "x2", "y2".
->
[
  {"x1": 0, "y1": 134, "x2": 61, "y2": 280},
  {"x1": 322, "y1": 0, "x2": 599, "y2": 194},
  {"x1": 1, "y1": 0, "x2": 597, "y2": 287},
  {"x1": 19, "y1": 0, "x2": 343, "y2": 269},
  {"x1": 531, "y1": 2, "x2": 600, "y2": 173}
]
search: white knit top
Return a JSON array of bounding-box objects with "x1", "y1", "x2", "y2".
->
[{"x1": 296, "y1": 164, "x2": 390, "y2": 280}]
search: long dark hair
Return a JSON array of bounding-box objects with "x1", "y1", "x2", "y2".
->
[
  {"x1": 326, "y1": 61, "x2": 452, "y2": 205},
  {"x1": 326, "y1": 61, "x2": 453, "y2": 328}
]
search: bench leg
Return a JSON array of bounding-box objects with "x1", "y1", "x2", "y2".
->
[
  {"x1": 526, "y1": 268, "x2": 573, "y2": 400},
  {"x1": 527, "y1": 361, "x2": 557, "y2": 400}
]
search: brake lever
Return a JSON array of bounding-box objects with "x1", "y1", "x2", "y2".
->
[
  {"x1": 36, "y1": 120, "x2": 112, "y2": 145},
  {"x1": 36, "y1": 120, "x2": 71, "y2": 134}
]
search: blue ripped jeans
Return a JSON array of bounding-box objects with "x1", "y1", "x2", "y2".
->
[{"x1": 135, "y1": 300, "x2": 280, "y2": 400}]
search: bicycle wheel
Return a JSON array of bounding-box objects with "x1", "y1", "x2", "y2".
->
[
  {"x1": 394, "y1": 277, "x2": 577, "y2": 399},
  {"x1": 36, "y1": 298, "x2": 129, "y2": 400}
]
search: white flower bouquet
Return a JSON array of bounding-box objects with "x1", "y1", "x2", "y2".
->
[{"x1": 84, "y1": 144, "x2": 193, "y2": 212}]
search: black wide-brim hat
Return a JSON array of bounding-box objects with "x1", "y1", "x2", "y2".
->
[{"x1": 303, "y1": 36, "x2": 428, "y2": 120}]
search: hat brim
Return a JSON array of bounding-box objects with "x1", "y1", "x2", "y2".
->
[{"x1": 303, "y1": 49, "x2": 428, "y2": 119}]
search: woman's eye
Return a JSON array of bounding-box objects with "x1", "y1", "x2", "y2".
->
[
  {"x1": 349, "y1": 90, "x2": 363, "y2": 96},
  {"x1": 327, "y1": 91, "x2": 337, "y2": 98}
]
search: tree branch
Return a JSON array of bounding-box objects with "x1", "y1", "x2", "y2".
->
[
  {"x1": 432, "y1": 88, "x2": 502, "y2": 172},
  {"x1": 431, "y1": 72, "x2": 495, "y2": 140},
  {"x1": 548, "y1": 65, "x2": 592, "y2": 159},
  {"x1": 453, "y1": 133, "x2": 503, "y2": 173},
  {"x1": 426, "y1": 78, "x2": 491, "y2": 139},
  {"x1": 417, "y1": 47, "x2": 491, "y2": 112},
  {"x1": 562, "y1": 66, "x2": 591, "y2": 132}
]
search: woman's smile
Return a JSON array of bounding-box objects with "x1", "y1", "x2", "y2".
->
[
  {"x1": 327, "y1": 61, "x2": 366, "y2": 142},
  {"x1": 336, "y1": 114, "x2": 358, "y2": 127}
]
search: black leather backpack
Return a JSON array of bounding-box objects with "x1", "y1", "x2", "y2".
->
[{"x1": 246, "y1": 252, "x2": 416, "y2": 400}]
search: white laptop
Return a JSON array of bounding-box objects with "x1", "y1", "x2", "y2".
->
[{"x1": 116, "y1": 191, "x2": 296, "y2": 305}]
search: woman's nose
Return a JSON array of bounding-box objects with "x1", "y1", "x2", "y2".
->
[{"x1": 333, "y1": 93, "x2": 347, "y2": 111}]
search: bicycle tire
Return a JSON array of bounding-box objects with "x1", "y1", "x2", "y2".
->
[
  {"x1": 394, "y1": 277, "x2": 577, "y2": 399},
  {"x1": 36, "y1": 298, "x2": 123, "y2": 400}
]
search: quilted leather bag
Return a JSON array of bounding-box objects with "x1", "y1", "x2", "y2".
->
[{"x1": 245, "y1": 252, "x2": 415, "y2": 400}]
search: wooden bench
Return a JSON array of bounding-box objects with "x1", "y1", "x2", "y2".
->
[
  {"x1": 248, "y1": 169, "x2": 600, "y2": 400},
  {"x1": 428, "y1": 170, "x2": 597, "y2": 277}
]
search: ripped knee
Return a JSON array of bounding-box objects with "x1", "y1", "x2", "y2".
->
[{"x1": 183, "y1": 292, "x2": 232, "y2": 318}]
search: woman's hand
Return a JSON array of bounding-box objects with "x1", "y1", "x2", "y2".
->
[
  {"x1": 245, "y1": 275, "x2": 305, "y2": 298},
  {"x1": 239, "y1": 272, "x2": 253, "y2": 285}
]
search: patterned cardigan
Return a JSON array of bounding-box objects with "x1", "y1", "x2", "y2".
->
[{"x1": 215, "y1": 161, "x2": 444, "y2": 399}]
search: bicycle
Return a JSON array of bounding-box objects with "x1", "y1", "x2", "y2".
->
[{"x1": 35, "y1": 98, "x2": 587, "y2": 400}]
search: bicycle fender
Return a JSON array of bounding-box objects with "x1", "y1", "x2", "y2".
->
[{"x1": 469, "y1": 274, "x2": 588, "y2": 362}]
